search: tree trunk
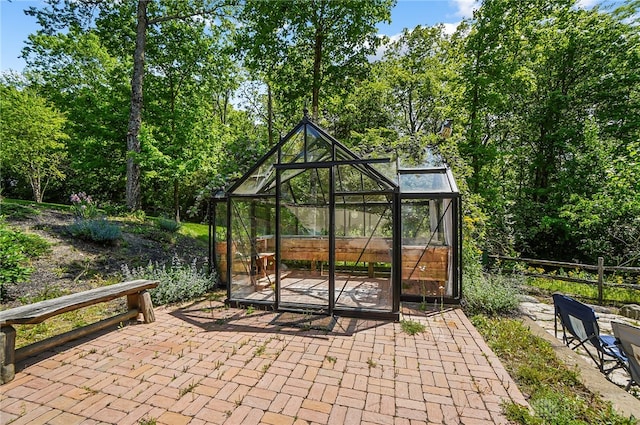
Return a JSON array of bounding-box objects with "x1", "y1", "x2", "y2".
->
[
  {"x1": 173, "y1": 179, "x2": 180, "y2": 223},
  {"x1": 126, "y1": 0, "x2": 148, "y2": 211},
  {"x1": 267, "y1": 82, "x2": 274, "y2": 145},
  {"x1": 29, "y1": 175, "x2": 42, "y2": 204},
  {"x1": 311, "y1": 25, "x2": 323, "y2": 121}
]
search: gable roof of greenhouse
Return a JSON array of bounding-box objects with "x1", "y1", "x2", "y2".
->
[
  {"x1": 226, "y1": 115, "x2": 459, "y2": 196},
  {"x1": 228, "y1": 115, "x2": 398, "y2": 196}
]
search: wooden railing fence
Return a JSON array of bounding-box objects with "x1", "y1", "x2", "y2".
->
[{"x1": 486, "y1": 254, "x2": 640, "y2": 304}]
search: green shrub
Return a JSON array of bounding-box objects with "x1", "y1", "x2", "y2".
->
[
  {"x1": 462, "y1": 273, "x2": 521, "y2": 316},
  {"x1": 0, "y1": 222, "x2": 50, "y2": 299},
  {"x1": 121, "y1": 255, "x2": 215, "y2": 305},
  {"x1": 122, "y1": 210, "x2": 147, "y2": 223},
  {"x1": 68, "y1": 218, "x2": 121, "y2": 243},
  {"x1": 157, "y1": 217, "x2": 181, "y2": 233}
]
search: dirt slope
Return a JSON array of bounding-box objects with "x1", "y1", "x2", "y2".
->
[{"x1": 2, "y1": 207, "x2": 208, "y2": 308}]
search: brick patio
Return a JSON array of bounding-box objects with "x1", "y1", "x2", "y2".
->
[{"x1": 0, "y1": 302, "x2": 528, "y2": 425}]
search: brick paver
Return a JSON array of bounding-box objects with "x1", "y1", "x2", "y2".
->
[{"x1": 0, "y1": 303, "x2": 529, "y2": 424}]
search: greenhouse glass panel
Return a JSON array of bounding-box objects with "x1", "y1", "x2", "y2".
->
[
  {"x1": 400, "y1": 199, "x2": 453, "y2": 299},
  {"x1": 399, "y1": 172, "x2": 451, "y2": 193},
  {"x1": 234, "y1": 151, "x2": 278, "y2": 195},
  {"x1": 334, "y1": 195, "x2": 393, "y2": 312},
  {"x1": 335, "y1": 164, "x2": 390, "y2": 193},
  {"x1": 228, "y1": 198, "x2": 276, "y2": 303},
  {"x1": 281, "y1": 129, "x2": 305, "y2": 163},
  {"x1": 306, "y1": 127, "x2": 333, "y2": 163},
  {"x1": 279, "y1": 167, "x2": 330, "y2": 309}
]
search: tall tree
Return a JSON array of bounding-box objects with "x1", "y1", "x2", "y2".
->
[
  {"x1": 142, "y1": 15, "x2": 238, "y2": 220},
  {"x1": 379, "y1": 25, "x2": 456, "y2": 138},
  {"x1": 0, "y1": 86, "x2": 68, "y2": 202},
  {"x1": 237, "y1": 0, "x2": 394, "y2": 124},
  {"x1": 459, "y1": 0, "x2": 640, "y2": 260},
  {"x1": 25, "y1": 0, "x2": 233, "y2": 211},
  {"x1": 23, "y1": 25, "x2": 130, "y2": 201}
]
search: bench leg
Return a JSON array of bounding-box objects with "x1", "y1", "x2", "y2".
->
[
  {"x1": 139, "y1": 290, "x2": 156, "y2": 323},
  {"x1": 127, "y1": 291, "x2": 156, "y2": 324},
  {"x1": 1, "y1": 325, "x2": 16, "y2": 384}
]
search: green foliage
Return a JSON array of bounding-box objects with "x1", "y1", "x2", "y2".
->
[
  {"x1": 156, "y1": 217, "x2": 181, "y2": 233},
  {"x1": 0, "y1": 85, "x2": 68, "y2": 202},
  {"x1": 237, "y1": 0, "x2": 393, "y2": 121},
  {"x1": 472, "y1": 316, "x2": 636, "y2": 424},
  {"x1": 68, "y1": 219, "x2": 121, "y2": 244},
  {"x1": 121, "y1": 210, "x2": 147, "y2": 223},
  {"x1": 459, "y1": 0, "x2": 640, "y2": 263},
  {"x1": 462, "y1": 273, "x2": 521, "y2": 316},
  {"x1": 121, "y1": 255, "x2": 216, "y2": 305},
  {"x1": 0, "y1": 221, "x2": 50, "y2": 299}
]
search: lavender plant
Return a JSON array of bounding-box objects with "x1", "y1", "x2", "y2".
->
[{"x1": 121, "y1": 255, "x2": 215, "y2": 305}]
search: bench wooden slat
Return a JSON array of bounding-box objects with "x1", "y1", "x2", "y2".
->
[{"x1": 0, "y1": 280, "x2": 159, "y2": 325}]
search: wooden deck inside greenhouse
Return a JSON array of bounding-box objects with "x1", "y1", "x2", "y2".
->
[{"x1": 235, "y1": 274, "x2": 394, "y2": 311}]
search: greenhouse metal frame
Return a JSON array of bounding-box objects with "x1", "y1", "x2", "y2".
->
[{"x1": 210, "y1": 114, "x2": 461, "y2": 320}]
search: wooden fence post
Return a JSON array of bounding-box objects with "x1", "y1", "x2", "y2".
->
[{"x1": 597, "y1": 257, "x2": 604, "y2": 304}]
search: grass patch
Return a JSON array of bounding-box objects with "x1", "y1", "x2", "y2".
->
[
  {"x1": 525, "y1": 277, "x2": 638, "y2": 305},
  {"x1": 179, "y1": 222, "x2": 209, "y2": 247},
  {"x1": 0, "y1": 201, "x2": 41, "y2": 219},
  {"x1": 2, "y1": 198, "x2": 73, "y2": 214},
  {"x1": 14, "y1": 302, "x2": 117, "y2": 349},
  {"x1": 400, "y1": 320, "x2": 426, "y2": 335},
  {"x1": 472, "y1": 315, "x2": 635, "y2": 424}
]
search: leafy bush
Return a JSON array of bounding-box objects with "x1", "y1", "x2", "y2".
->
[
  {"x1": 157, "y1": 217, "x2": 181, "y2": 233},
  {"x1": 68, "y1": 218, "x2": 121, "y2": 243},
  {"x1": 121, "y1": 255, "x2": 216, "y2": 305},
  {"x1": 70, "y1": 192, "x2": 98, "y2": 219},
  {"x1": 462, "y1": 273, "x2": 521, "y2": 316},
  {"x1": 122, "y1": 210, "x2": 147, "y2": 223},
  {"x1": 0, "y1": 221, "x2": 50, "y2": 299}
]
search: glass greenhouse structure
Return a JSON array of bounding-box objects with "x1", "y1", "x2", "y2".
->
[{"x1": 210, "y1": 115, "x2": 461, "y2": 319}]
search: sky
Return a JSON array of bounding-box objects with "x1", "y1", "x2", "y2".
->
[{"x1": 0, "y1": 0, "x2": 617, "y2": 73}]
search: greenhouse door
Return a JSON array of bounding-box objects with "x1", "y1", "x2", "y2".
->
[{"x1": 277, "y1": 165, "x2": 333, "y2": 313}]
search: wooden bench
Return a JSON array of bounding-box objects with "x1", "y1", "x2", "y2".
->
[{"x1": 0, "y1": 279, "x2": 159, "y2": 384}]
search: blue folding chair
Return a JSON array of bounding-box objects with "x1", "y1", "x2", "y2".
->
[
  {"x1": 612, "y1": 321, "x2": 639, "y2": 391},
  {"x1": 553, "y1": 293, "x2": 627, "y2": 376}
]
